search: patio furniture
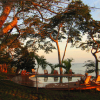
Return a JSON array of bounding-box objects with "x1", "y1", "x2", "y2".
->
[
  {"x1": 44, "y1": 70, "x2": 48, "y2": 74},
  {"x1": 92, "y1": 75, "x2": 100, "y2": 85},
  {"x1": 80, "y1": 76, "x2": 92, "y2": 86},
  {"x1": 32, "y1": 69, "x2": 36, "y2": 74},
  {"x1": 53, "y1": 70, "x2": 58, "y2": 74},
  {"x1": 21, "y1": 70, "x2": 26, "y2": 75},
  {"x1": 26, "y1": 72, "x2": 30, "y2": 75}
]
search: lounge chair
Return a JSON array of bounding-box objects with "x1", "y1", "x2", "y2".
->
[
  {"x1": 83, "y1": 76, "x2": 92, "y2": 85},
  {"x1": 78, "y1": 76, "x2": 92, "y2": 86},
  {"x1": 44, "y1": 70, "x2": 48, "y2": 74},
  {"x1": 92, "y1": 75, "x2": 100, "y2": 85},
  {"x1": 32, "y1": 69, "x2": 36, "y2": 74},
  {"x1": 53, "y1": 70, "x2": 58, "y2": 74},
  {"x1": 21, "y1": 70, "x2": 26, "y2": 75}
]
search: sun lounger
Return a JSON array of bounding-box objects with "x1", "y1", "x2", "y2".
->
[
  {"x1": 79, "y1": 76, "x2": 92, "y2": 86},
  {"x1": 32, "y1": 69, "x2": 36, "y2": 74},
  {"x1": 54, "y1": 70, "x2": 58, "y2": 74},
  {"x1": 92, "y1": 75, "x2": 100, "y2": 85},
  {"x1": 84, "y1": 76, "x2": 91, "y2": 85},
  {"x1": 44, "y1": 70, "x2": 48, "y2": 74},
  {"x1": 21, "y1": 70, "x2": 27, "y2": 75}
]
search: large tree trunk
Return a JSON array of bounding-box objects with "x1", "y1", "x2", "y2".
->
[
  {"x1": 92, "y1": 53, "x2": 99, "y2": 78},
  {"x1": 95, "y1": 57, "x2": 99, "y2": 78},
  {"x1": 56, "y1": 41, "x2": 63, "y2": 74},
  {"x1": 37, "y1": 64, "x2": 39, "y2": 74}
]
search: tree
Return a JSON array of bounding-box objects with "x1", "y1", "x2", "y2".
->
[
  {"x1": 54, "y1": 58, "x2": 74, "y2": 74},
  {"x1": 0, "y1": 0, "x2": 68, "y2": 51},
  {"x1": 11, "y1": 47, "x2": 36, "y2": 73},
  {"x1": 34, "y1": 55, "x2": 53, "y2": 74},
  {"x1": 22, "y1": 34, "x2": 56, "y2": 54},
  {"x1": 62, "y1": 58, "x2": 73, "y2": 74},
  {"x1": 83, "y1": 60, "x2": 95, "y2": 74},
  {"x1": 37, "y1": 0, "x2": 91, "y2": 74},
  {"x1": 0, "y1": 0, "x2": 70, "y2": 73},
  {"x1": 0, "y1": 51, "x2": 12, "y2": 65},
  {"x1": 0, "y1": 0, "x2": 69, "y2": 37},
  {"x1": 79, "y1": 38, "x2": 100, "y2": 78},
  {"x1": 0, "y1": 34, "x2": 21, "y2": 66},
  {"x1": 0, "y1": 0, "x2": 95, "y2": 76},
  {"x1": 79, "y1": 19, "x2": 100, "y2": 78}
]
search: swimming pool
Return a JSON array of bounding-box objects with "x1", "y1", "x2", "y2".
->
[{"x1": 29, "y1": 76, "x2": 81, "y2": 88}]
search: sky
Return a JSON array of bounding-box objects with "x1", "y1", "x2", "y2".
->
[{"x1": 38, "y1": 0, "x2": 100, "y2": 64}]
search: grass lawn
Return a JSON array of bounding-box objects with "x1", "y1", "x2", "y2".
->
[{"x1": 0, "y1": 72, "x2": 100, "y2": 100}]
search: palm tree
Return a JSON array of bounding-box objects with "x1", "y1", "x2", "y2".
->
[
  {"x1": 62, "y1": 58, "x2": 73, "y2": 74},
  {"x1": 54, "y1": 58, "x2": 73, "y2": 74},
  {"x1": 32, "y1": 53, "x2": 53, "y2": 74},
  {"x1": 35, "y1": 55, "x2": 47, "y2": 74}
]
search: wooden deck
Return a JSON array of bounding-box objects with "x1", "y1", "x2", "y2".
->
[
  {"x1": 11, "y1": 74, "x2": 100, "y2": 91},
  {"x1": 45, "y1": 82, "x2": 100, "y2": 90}
]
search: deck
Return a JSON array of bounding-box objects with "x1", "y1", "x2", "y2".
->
[{"x1": 45, "y1": 82, "x2": 100, "y2": 90}]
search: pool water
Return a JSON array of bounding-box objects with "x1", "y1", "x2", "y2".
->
[{"x1": 30, "y1": 76, "x2": 81, "y2": 88}]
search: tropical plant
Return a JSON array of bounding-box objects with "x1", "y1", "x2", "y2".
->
[
  {"x1": 34, "y1": 55, "x2": 53, "y2": 74},
  {"x1": 54, "y1": 58, "x2": 73, "y2": 74},
  {"x1": 62, "y1": 58, "x2": 73, "y2": 74}
]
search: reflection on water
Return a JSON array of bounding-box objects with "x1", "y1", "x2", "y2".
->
[
  {"x1": 54, "y1": 77, "x2": 58, "y2": 82},
  {"x1": 12, "y1": 75, "x2": 81, "y2": 88},
  {"x1": 44, "y1": 77, "x2": 48, "y2": 82},
  {"x1": 31, "y1": 77, "x2": 80, "y2": 88}
]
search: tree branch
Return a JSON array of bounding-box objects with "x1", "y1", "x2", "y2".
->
[
  {"x1": 33, "y1": 4, "x2": 43, "y2": 22},
  {"x1": 62, "y1": 35, "x2": 69, "y2": 62},
  {"x1": 3, "y1": 17, "x2": 18, "y2": 34},
  {"x1": 49, "y1": 33, "x2": 57, "y2": 42},
  {"x1": 0, "y1": 4, "x2": 11, "y2": 28},
  {"x1": 90, "y1": 34, "x2": 99, "y2": 53},
  {"x1": 8, "y1": 25, "x2": 20, "y2": 48},
  {"x1": 32, "y1": 2, "x2": 59, "y2": 14},
  {"x1": 56, "y1": 24, "x2": 62, "y2": 40}
]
